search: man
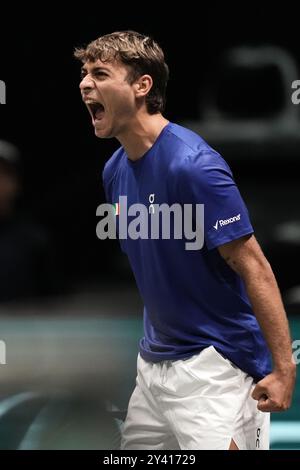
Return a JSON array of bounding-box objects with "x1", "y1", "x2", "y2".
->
[{"x1": 75, "y1": 31, "x2": 296, "y2": 450}]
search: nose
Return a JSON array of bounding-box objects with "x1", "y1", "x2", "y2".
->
[{"x1": 79, "y1": 74, "x2": 95, "y2": 92}]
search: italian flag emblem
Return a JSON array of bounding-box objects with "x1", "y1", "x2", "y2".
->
[{"x1": 114, "y1": 202, "x2": 120, "y2": 216}]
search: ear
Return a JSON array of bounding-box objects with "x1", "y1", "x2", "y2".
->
[{"x1": 134, "y1": 75, "x2": 153, "y2": 98}]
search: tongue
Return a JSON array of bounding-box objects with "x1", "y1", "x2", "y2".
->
[{"x1": 95, "y1": 107, "x2": 104, "y2": 120}]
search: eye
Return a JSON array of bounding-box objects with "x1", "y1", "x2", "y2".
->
[{"x1": 95, "y1": 71, "x2": 108, "y2": 79}]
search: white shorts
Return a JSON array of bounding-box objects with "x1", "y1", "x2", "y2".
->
[{"x1": 121, "y1": 345, "x2": 270, "y2": 450}]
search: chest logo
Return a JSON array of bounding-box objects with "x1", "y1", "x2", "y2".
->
[{"x1": 149, "y1": 193, "x2": 155, "y2": 214}]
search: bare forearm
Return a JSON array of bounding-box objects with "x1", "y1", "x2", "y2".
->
[
  {"x1": 219, "y1": 235, "x2": 293, "y2": 370},
  {"x1": 219, "y1": 235, "x2": 296, "y2": 411},
  {"x1": 243, "y1": 264, "x2": 292, "y2": 370}
]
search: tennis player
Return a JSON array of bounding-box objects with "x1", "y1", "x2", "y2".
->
[{"x1": 75, "y1": 31, "x2": 296, "y2": 450}]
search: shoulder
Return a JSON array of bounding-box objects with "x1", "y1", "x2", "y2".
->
[
  {"x1": 166, "y1": 123, "x2": 232, "y2": 180},
  {"x1": 165, "y1": 122, "x2": 209, "y2": 155}
]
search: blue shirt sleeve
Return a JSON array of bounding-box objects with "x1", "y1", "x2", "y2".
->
[{"x1": 178, "y1": 150, "x2": 254, "y2": 250}]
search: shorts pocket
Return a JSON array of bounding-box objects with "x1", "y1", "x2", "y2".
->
[
  {"x1": 180, "y1": 346, "x2": 242, "y2": 395},
  {"x1": 209, "y1": 346, "x2": 240, "y2": 372}
]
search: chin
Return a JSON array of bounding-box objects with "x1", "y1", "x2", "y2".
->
[
  {"x1": 95, "y1": 127, "x2": 115, "y2": 139},
  {"x1": 94, "y1": 128, "x2": 110, "y2": 139}
]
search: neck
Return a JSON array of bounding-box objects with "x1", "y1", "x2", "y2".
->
[{"x1": 116, "y1": 111, "x2": 169, "y2": 161}]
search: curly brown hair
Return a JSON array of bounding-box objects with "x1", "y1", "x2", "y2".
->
[{"x1": 74, "y1": 31, "x2": 169, "y2": 114}]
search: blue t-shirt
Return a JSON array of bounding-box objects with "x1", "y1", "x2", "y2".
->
[{"x1": 102, "y1": 122, "x2": 271, "y2": 381}]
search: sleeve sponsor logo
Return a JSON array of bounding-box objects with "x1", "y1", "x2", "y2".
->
[{"x1": 213, "y1": 213, "x2": 241, "y2": 230}]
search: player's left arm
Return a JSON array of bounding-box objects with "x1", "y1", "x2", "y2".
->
[{"x1": 218, "y1": 234, "x2": 296, "y2": 412}]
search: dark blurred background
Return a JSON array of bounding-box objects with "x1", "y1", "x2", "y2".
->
[
  {"x1": 0, "y1": 5, "x2": 300, "y2": 449},
  {"x1": 0, "y1": 6, "x2": 299, "y2": 293}
]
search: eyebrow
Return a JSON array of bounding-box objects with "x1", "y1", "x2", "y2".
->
[{"x1": 81, "y1": 66, "x2": 111, "y2": 74}]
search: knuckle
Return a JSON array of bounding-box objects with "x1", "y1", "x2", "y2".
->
[{"x1": 277, "y1": 402, "x2": 289, "y2": 411}]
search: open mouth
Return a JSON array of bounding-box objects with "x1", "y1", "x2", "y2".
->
[{"x1": 86, "y1": 101, "x2": 105, "y2": 122}]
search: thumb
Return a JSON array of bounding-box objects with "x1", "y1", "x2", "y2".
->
[
  {"x1": 251, "y1": 382, "x2": 267, "y2": 401},
  {"x1": 257, "y1": 396, "x2": 271, "y2": 412}
]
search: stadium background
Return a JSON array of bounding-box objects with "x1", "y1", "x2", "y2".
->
[{"x1": 0, "y1": 5, "x2": 299, "y2": 449}]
